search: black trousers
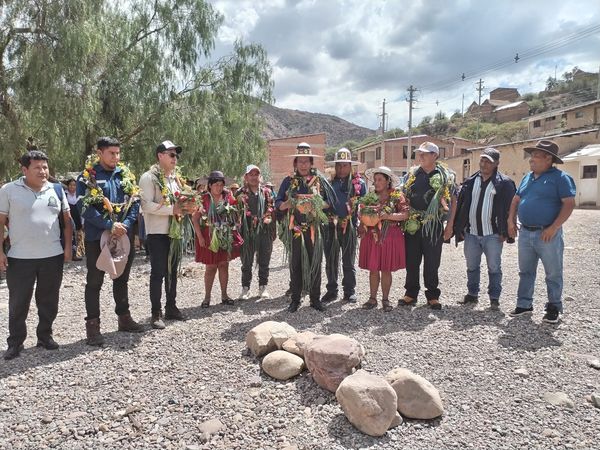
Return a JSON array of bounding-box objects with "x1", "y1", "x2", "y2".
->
[
  {"x1": 6, "y1": 254, "x2": 64, "y2": 347},
  {"x1": 146, "y1": 234, "x2": 179, "y2": 312},
  {"x1": 404, "y1": 228, "x2": 443, "y2": 300},
  {"x1": 289, "y1": 228, "x2": 322, "y2": 303},
  {"x1": 84, "y1": 235, "x2": 135, "y2": 320},
  {"x1": 323, "y1": 222, "x2": 357, "y2": 297},
  {"x1": 241, "y1": 229, "x2": 273, "y2": 288}
]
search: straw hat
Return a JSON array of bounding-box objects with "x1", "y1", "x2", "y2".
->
[{"x1": 364, "y1": 166, "x2": 401, "y2": 188}]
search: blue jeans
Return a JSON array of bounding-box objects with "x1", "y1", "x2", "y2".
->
[
  {"x1": 463, "y1": 233, "x2": 503, "y2": 300},
  {"x1": 516, "y1": 227, "x2": 564, "y2": 312}
]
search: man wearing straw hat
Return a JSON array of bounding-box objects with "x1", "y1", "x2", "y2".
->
[
  {"x1": 276, "y1": 142, "x2": 335, "y2": 312},
  {"x1": 507, "y1": 140, "x2": 575, "y2": 324},
  {"x1": 321, "y1": 148, "x2": 366, "y2": 304}
]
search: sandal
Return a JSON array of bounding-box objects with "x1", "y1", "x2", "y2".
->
[
  {"x1": 221, "y1": 297, "x2": 235, "y2": 306},
  {"x1": 427, "y1": 299, "x2": 442, "y2": 310},
  {"x1": 399, "y1": 296, "x2": 417, "y2": 307},
  {"x1": 361, "y1": 297, "x2": 377, "y2": 309},
  {"x1": 201, "y1": 298, "x2": 210, "y2": 308},
  {"x1": 382, "y1": 299, "x2": 393, "y2": 312}
]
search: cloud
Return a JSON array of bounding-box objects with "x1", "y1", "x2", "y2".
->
[{"x1": 210, "y1": 0, "x2": 600, "y2": 129}]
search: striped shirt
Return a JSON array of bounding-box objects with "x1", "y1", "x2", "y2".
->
[{"x1": 467, "y1": 174, "x2": 497, "y2": 236}]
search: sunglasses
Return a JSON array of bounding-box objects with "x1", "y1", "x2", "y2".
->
[{"x1": 161, "y1": 152, "x2": 179, "y2": 159}]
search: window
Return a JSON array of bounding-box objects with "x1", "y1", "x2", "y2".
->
[
  {"x1": 545, "y1": 116, "x2": 556, "y2": 122},
  {"x1": 561, "y1": 113, "x2": 567, "y2": 119},
  {"x1": 463, "y1": 159, "x2": 470, "y2": 180},
  {"x1": 583, "y1": 165, "x2": 597, "y2": 179},
  {"x1": 375, "y1": 146, "x2": 381, "y2": 160},
  {"x1": 533, "y1": 120, "x2": 541, "y2": 128},
  {"x1": 360, "y1": 152, "x2": 365, "y2": 163},
  {"x1": 402, "y1": 145, "x2": 416, "y2": 159},
  {"x1": 439, "y1": 147, "x2": 446, "y2": 158},
  {"x1": 575, "y1": 111, "x2": 584, "y2": 119}
]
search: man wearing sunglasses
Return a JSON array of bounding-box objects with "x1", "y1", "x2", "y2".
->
[{"x1": 139, "y1": 140, "x2": 195, "y2": 329}]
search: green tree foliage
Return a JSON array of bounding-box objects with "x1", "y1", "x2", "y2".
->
[
  {"x1": 0, "y1": 0, "x2": 273, "y2": 180},
  {"x1": 457, "y1": 120, "x2": 528, "y2": 142}
]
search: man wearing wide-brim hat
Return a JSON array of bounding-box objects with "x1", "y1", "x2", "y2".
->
[
  {"x1": 320, "y1": 148, "x2": 366, "y2": 304},
  {"x1": 275, "y1": 142, "x2": 335, "y2": 312},
  {"x1": 507, "y1": 139, "x2": 576, "y2": 324},
  {"x1": 399, "y1": 141, "x2": 457, "y2": 310}
]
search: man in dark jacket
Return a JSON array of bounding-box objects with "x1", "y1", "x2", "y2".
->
[{"x1": 453, "y1": 148, "x2": 516, "y2": 310}]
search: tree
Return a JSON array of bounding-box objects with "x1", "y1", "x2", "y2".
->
[{"x1": 0, "y1": 0, "x2": 273, "y2": 180}]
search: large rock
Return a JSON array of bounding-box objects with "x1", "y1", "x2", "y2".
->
[
  {"x1": 282, "y1": 331, "x2": 318, "y2": 357},
  {"x1": 304, "y1": 334, "x2": 365, "y2": 392},
  {"x1": 336, "y1": 370, "x2": 398, "y2": 437},
  {"x1": 385, "y1": 368, "x2": 443, "y2": 419},
  {"x1": 246, "y1": 321, "x2": 297, "y2": 357},
  {"x1": 262, "y1": 350, "x2": 305, "y2": 380},
  {"x1": 543, "y1": 392, "x2": 574, "y2": 408}
]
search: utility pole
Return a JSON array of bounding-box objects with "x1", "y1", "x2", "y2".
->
[
  {"x1": 475, "y1": 78, "x2": 484, "y2": 141},
  {"x1": 461, "y1": 93, "x2": 465, "y2": 117},
  {"x1": 406, "y1": 85, "x2": 417, "y2": 173},
  {"x1": 378, "y1": 98, "x2": 388, "y2": 135},
  {"x1": 597, "y1": 65, "x2": 600, "y2": 100}
]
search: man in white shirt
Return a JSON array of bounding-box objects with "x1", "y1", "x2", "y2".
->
[
  {"x1": 139, "y1": 141, "x2": 196, "y2": 329},
  {"x1": 0, "y1": 150, "x2": 73, "y2": 360}
]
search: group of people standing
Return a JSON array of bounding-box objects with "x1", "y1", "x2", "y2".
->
[{"x1": 0, "y1": 135, "x2": 576, "y2": 360}]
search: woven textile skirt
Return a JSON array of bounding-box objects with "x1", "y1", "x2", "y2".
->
[{"x1": 358, "y1": 224, "x2": 406, "y2": 272}]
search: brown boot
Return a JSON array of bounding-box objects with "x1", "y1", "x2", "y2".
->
[
  {"x1": 85, "y1": 318, "x2": 105, "y2": 346},
  {"x1": 117, "y1": 313, "x2": 144, "y2": 332}
]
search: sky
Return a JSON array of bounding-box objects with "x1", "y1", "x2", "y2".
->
[{"x1": 210, "y1": 0, "x2": 600, "y2": 131}]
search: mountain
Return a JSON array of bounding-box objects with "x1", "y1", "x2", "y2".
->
[{"x1": 259, "y1": 103, "x2": 375, "y2": 147}]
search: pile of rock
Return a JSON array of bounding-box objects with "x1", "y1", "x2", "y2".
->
[{"x1": 245, "y1": 321, "x2": 444, "y2": 437}]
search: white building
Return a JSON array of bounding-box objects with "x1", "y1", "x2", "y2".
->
[{"x1": 562, "y1": 144, "x2": 600, "y2": 207}]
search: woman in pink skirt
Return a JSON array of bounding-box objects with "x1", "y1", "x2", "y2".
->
[
  {"x1": 192, "y1": 171, "x2": 242, "y2": 308},
  {"x1": 359, "y1": 166, "x2": 409, "y2": 311}
]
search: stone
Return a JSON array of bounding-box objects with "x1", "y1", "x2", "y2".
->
[
  {"x1": 587, "y1": 359, "x2": 600, "y2": 370},
  {"x1": 385, "y1": 368, "x2": 444, "y2": 419},
  {"x1": 514, "y1": 368, "x2": 530, "y2": 378},
  {"x1": 198, "y1": 418, "x2": 225, "y2": 436},
  {"x1": 336, "y1": 370, "x2": 398, "y2": 437},
  {"x1": 304, "y1": 334, "x2": 365, "y2": 392},
  {"x1": 542, "y1": 392, "x2": 574, "y2": 408},
  {"x1": 249, "y1": 375, "x2": 262, "y2": 387},
  {"x1": 389, "y1": 412, "x2": 403, "y2": 429},
  {"x1": 41, "y1": 416, "x2": 53, "y2": 424},
  {"x1": 246, "y1": 321, "x2": 297, "y2": 357},
  {"x1": 542, "y1": 428, "x2": 561, "y2": 438},
  {"x1": 281, "y1": 331, "x2": 318, "y2": 357},
  {"x1": 98, "y1": 424, "x2": 109, "y2": 432},
  {"x1": 590, "y1": 394, "x2": 600, "y2": 408},
  {"x1": 261, "y1": 351, "x2": 305, "y2": 381},
  {"x1": 564, "y1": 296, "x2": 575, "y2": 302}
]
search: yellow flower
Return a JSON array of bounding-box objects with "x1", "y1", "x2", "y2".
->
[
  {"x1": 83, "y1": 170, "x2": 89, "y2": 178},
  {"x1": 114, "y1": 206, "x2": 121, "y2": 213},
  {"x1": 91, "y1": 188, "x2": 99, "y2": 196}
]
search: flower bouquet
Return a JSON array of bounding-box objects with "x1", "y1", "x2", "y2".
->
[{"x1": 294, "y1": 194, "x2": 315, "y2": 214}]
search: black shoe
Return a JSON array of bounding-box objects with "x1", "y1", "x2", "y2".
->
[
  {"x1": 509, "y1": 307, "x2": 533, "y2": 317},
  {"x1": 542, "y1": 305, "x2": 560, "y2": 324},
  {"x1": 285, "y1": 289, "x2": 292, "y2": 298},
  {"x1": 459, "y1": 294, "x2": 479, "y2": 305},
  {"x1": 36, "y1": 337, "x2": 59, "y2": 350},
  {"x1": 164, "y1": 305, "x2": 185, "y2": 321},
  {"x1": 310, "y1": 300, "x2": 326, "y2": 312},
  {"x1": 490, "y1": 299, "x2": 500, "y2": 311},
  {"x1": 320, "y1": 291, "x2": 338, "y2": 304},
  {"x1": 287, "y1": 301, "x2": 300, "y2": 313},
  {"x1": 343, "y1": 294, "x2": 357, "y2": 303},
  {"x1": 4, "y1": 345, "x2": 24, "y2": 360}
]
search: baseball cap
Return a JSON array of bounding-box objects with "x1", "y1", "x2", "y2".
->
[
  {"x1": 481, "y1": 147, "x2": 500, "y2": 162},
  {"x1": 155, "y1": 140, "x2": 182, "y2": 155},
  {"x1": 414, "y1": 142, "x2": 439, "y2": 155},
  {"x1": 245, "y1": 164, "x2": 261, "y2": 175}
]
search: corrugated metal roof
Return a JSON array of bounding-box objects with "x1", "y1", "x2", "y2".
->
[
  {"x1": 494, "y1": 100, "x2": 527, "y2": 111},
  {"x1": 562, "y1": 144, "x2": 600, "y2": 161}
]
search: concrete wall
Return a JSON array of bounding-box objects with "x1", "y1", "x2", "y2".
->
[
  {"x1": 494, "y1": 103, "x2": 530, "y2": 123},
  {"x1": 267, "y1": 133, "x2": 326, "y2": 189},
  {"x1": 529, "y1": 102, "x2": 600, "y2": 138}
]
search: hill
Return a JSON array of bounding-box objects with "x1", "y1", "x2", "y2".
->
[{"x1": 259, "y1": 103, "x2": 375, "y2": 147}]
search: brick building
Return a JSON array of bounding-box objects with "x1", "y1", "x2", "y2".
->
[
  {"x1": 354, "y1": 135, "x2": 477, "y2": 177},
  {"x1": 267, "y1": 133, "x2": 326, "y2": 189},
  {"x1": 467, "y1": 87, "x2": 530, "y2": 124}
]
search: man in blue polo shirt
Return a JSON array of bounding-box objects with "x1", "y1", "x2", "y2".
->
[{"x1": 508, "y1": 140, "x2": 576, "y2": 324}]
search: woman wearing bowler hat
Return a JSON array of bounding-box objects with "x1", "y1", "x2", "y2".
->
[{"x1": 192, "y1": 170, "x2": 242, "y2": 308}]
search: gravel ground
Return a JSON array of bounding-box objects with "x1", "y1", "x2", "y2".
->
[{"x1": 1, "y1": 209, "x2": 599, "y2": 450}]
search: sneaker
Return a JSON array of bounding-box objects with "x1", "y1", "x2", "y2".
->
[
  {"x1": 542, "y1": 305, "x2": 560, "y2": 324},
  {"x1": 343, "y1": 294, "x2": 357, "y2": 303},
  {"x1": 490, "y1": 299, "x2": 500, "y2": 311},
  {"x1": 151, "y1": 312, "x2": 166, "y2": 329},
  {"x1": 240, "y1": 286, "x2": 250, "y2": 300},
  {"x1": 36, "y1": 337, "x2": 59, "y2": 350},
  {"x1": 459, "y1": 294, "x2": 478, "y2": 305},
  {"x1": 259, "y1": 285, "x2": 270, "y2": 299},
  {"x1": 509, "y1": 307, "x2": 533, "y2": 317}
]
